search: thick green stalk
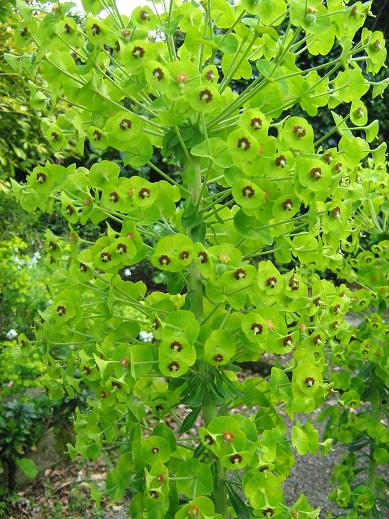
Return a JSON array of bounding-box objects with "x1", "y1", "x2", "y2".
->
[
  {"x1": 214, "y1": 464, "x2": 228, "y2": 518},
  {"x1": 367, "y1": 385, "x2": 380, "y2": 518},
  {"x1": 187, "y1": 158, "x2": 228, "y2": 518}
]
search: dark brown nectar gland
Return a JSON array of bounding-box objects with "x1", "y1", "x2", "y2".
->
[
  {"x1": 117, "y1": 243, "x2": 127, "y2": 254},
  {"x1": 179, "y1": 250, "x2": 190, "y2": 260},
  {"x1": 213, "y1": 353, "x2": 224, "y2": 363},
  {"x1": 101, "y1": 251, "x2": 112, "y2": 262},
  {"x1": 72, "y1": 53, "x2": 83, "y2": 65},
  {"x1": 152, "y1": 318, "x2": 161, "y2": 330},
  {"x1": 168, "y1": 361, "x2": 180, "y2": 372},
  {"x1": 237, "y1": 137, "x2": 250, "y2": 150},
  {"x1": 283, "y1": 335, "x2": 293, "y2": 347},
  {"x1": 159, "y1": 255, "x2": 171, "y2": 266},
  {"x1": 151, "y1": 446, "x2": 159, "y2": 454},
  {"x1": 313, "y1": 334, "x2": 322, "y2": 345},
  {"x1": 333, "y1": 304, "x2": 341, "y2": 314},
  {"x1": 234, "y1": 268, "x2": 247, "y2": 280},
  {"x1": 65, "y1": 205, "x2": 74, "y2": 216},
  {"x1": 149, "y1": 490, "x2": 159, "y2": 499},
  {"x1": 204, "y1": 434, "x2": 215, "y2": 445},
  {"x1": 293, "y1": 125, "x2": 306, "y2": 137},
  {"x1": 139, "y1": 9, "x2": 150, "y2": 20},
  {"x1": 263, "y1": 509, "x2": 274, "y2": 517},
  {"x1": 230, "y1": 453, "x2": 242, "y2": 465},
  {"x1": 199, "y1": 89, "x2": 213, "y2": 103},
  {"x1": 331, "y1": 207, "x2": 341, "y2": 218},
  {"x1": 197, "y1": 251, "x2": 208, "y2": 264},
  {"x1": 289, "y1": 275, "x2": 299, "y2": 290},
  {"x1": 251, "y1": 322, "x2": 263, "y2": 335},
  {"x1": 354, "y1": 106, "x2": 365, "y2": 118},
  {"x1": 51, "y1": 131, "x2": 60, "y2": 142},
  {"x1": 152, "y1": 67, "x2": 164, "y2": 80},
  {"x1": 242, "y1": 185, "x2": 255, "y2": 198},
  {"x1": 223, "y1": 431, "x2": 234, "y2": 442},
  {"x1": 314, "y1": 297, "x2": 322, "y2": 307},
  {"x1": 335, "y1": 162, "x2": 343, "y2": 172},
  {"x1": 119, "y1": 118, "x2": 132, "y2": 130},
  {"x1": 275, "y1": 155, "x2": 287, "y2": 167},
  {"x1": 36, "y1": 172, "x2": 47, "y2": 183},
  {"x1": 132, "y1": 46, "x2": 145, "y2": 58},
  {"x1": 266, "y1": 276, "x2": 278, "y2": 288},
  {"x1": 310, "y1": 167, "x2": 322, "y2": 180},
  {"x1": 91, "y1": 23, "x2": 101, "y2": 35},
  {"x1": 323, "y1": 152, "x2": 333, "y2": 163},
  {"x1": 170, "y1": 341, "x2": 183, "y2": 352},
  {"x1": 304, "y1": 376, "x2": 315, "y2": 387},
  {"x1": 80, "y1": 262, "x2": 88, "y2": 273},
  {"x1": 282, "y1": 198, "x2": 293, "y2": 211},
  {"x1": 109, "y1": 191, "x2": 119, "y2": 203},
  {"x1": 56, "y1": 305, "x2": 66, "y2": 316},
  {"x1": 250, "y1": 117, "x2": 262, "y2": 129},
  {"x1": 206, "y1": 70, "x2": 215, "y2": 81},
  {"x1": 138, "y1": 187, "x2": 151, "y2": 199},
  {"x1": 93, "y1": 129, "x2": 102, "y2": 141},
  {"x1": 64, "y1": 23, "x2": 72, "y2": 34}
]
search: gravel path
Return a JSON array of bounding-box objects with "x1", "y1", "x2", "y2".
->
[{"x1": 282, "y1": 407, "x2": 344, "y2": 516}]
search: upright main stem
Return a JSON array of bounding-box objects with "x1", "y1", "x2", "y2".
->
[
  {"x1": 367, "y1": 384, "x2": 380, "y2": 518},
  {"x1": 187, "y1": 157, "x2": 228, "y2": 517}
]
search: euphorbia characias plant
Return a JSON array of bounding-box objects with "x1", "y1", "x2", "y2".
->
[
  {"x1": 321, "y1": 233, "x2": 388, "y2": 518},
  {"x1": 9, "y1": 0, "x2": 387, "y2": 517}
]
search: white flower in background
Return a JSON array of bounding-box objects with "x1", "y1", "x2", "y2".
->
[
  {"x1": 122, "y1": 268, "x2": 132, "y2": 278},
  {"x1": 5, "y1": 329, "x2": 18, "y2": 340},
  {"x1": 27, "y1": 251, "x2": 41, "y2": 267},
  {"x1": 139, "y1": 331, "x2": 154, "y2": 342},
  {"x1": 11, "y1": 254, "x2": 23, "y2": 268}
]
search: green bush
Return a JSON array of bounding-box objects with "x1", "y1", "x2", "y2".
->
[
  {"x1": 9, "y1": 0, "x2": 388, "y2": 518},
  {"x1": 0, "y1": 235, "x2": 47, "y2": 336}
]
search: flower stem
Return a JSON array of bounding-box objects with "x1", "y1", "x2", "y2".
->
[{"x1": 367, "y1": 385, "x2": 380, "y2": 518}]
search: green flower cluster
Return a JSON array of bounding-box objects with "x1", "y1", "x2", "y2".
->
[
  {"x1": 10, "y1": 0, "x2": 387, "y2": 517},
  {"x1": 321, "y1": 237, "x2": 388, "y2": 518}
]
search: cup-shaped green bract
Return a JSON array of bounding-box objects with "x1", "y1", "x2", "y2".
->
[
  {"x1": 204, "y1": 330, "x2": 236, "y2": 366},
  {"x1": 293, "y1": 362, "x2": 323, "y2": 396},
  {"x1": 141, "y1": 435, "x2": 171, "y2": 466},
  {"x1": 151, "y1": 234, "x2": 194, "y2": 273}
]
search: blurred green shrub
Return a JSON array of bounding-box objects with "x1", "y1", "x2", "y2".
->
[{"x1": 0, "y1": 234, "x2": 47, "y2": 336}]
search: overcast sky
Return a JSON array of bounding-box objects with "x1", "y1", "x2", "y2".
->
[{"x1": 68, "y1": 0, "x2": 155, "y2": 13}]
